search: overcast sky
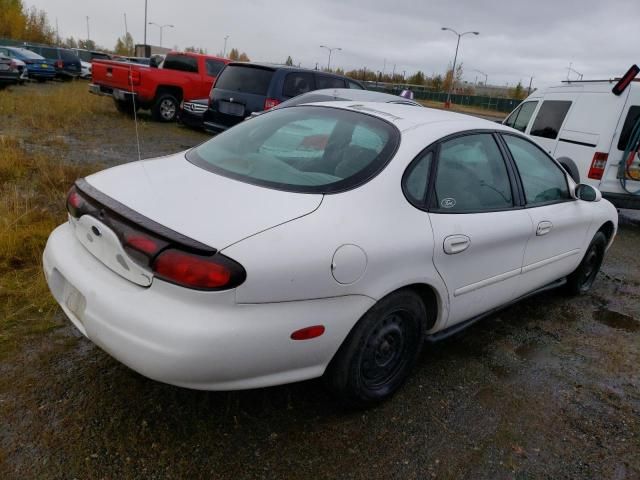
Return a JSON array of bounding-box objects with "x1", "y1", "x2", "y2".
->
[{"x1": 33, "y1": 0, "x2": 640, "y2": 89}]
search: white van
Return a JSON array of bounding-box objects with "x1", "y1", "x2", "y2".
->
[{"x1": 503, "y1": 70, "x2": 640, "y2": 209}]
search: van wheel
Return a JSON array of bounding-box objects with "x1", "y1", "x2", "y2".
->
[
  {"x1": 152, "y1": 93, "x2": 179, "y2": 122},
  {"x1": 566, "y1": 232, "x2": 606, "y2": 295},
  {"x1": 324, "y1": 290, "x2": 426, "y2": 408}
]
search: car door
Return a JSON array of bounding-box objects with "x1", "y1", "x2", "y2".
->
[
  {"x1": 425, "y1": 132, "x2": 533, "y2": 327},
  {"x1": 500, "y1": 134, "x2": 593, "y2": 294},
  {"x1": 528, "y1": 97, "x2": 574, "y2": 155},
  {"x1": 503, "y1": 100, "x2": 539, "y2": 133}
]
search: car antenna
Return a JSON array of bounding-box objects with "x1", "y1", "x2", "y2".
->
[{"x1": 128, "y1": 61, "x2": 142, "y2": 162}]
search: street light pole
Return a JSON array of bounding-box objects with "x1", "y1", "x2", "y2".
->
[
  {"x1": 86, "y1": 16, "x2": 90, "y2": 42},
  {"x1": 144, "y1": 0, "x2": 148, "y2": 46},
  {"x1": 473, "y1": 69, "x2": 488, "y2": 86},
  {"x1": 148, "y1": 22, "x2": 174, "y2": 48},
  {"x1": 223, "y1": 35, "x2": 229, "y2": 57},
  {"x1": 441, "y1": 27, "x2": 479, "y2": 108},
  {"x1": 320, "y1": 45, "x2": 341, "y2": 70}
]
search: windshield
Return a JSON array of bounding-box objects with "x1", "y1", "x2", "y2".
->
[
  {"x1": 187, "y1": 106, "x2": 399, "y2": 193},
  {"x1": 75, "y1": 50, "x2": 91, "y2": 62},
  {"x1": 14, "y1": 48, "x2": 43, "y2": 60}
]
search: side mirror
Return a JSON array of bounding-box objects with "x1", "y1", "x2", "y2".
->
[{"x1": 575, "y1": 184, "x2": 602, "y2": 202}]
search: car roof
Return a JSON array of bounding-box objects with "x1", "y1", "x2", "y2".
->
[
  {"x1": 305, "y1": 101, "x2": 507, "y2": 133},
  {"x1": 226, "y1": 62, "x2": 354, "y2": 77},
  {"x1": 292, "y1": 88, "x2": 421, "y2": 105}
]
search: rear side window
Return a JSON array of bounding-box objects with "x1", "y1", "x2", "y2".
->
[
  {"x1": 617, "y1": 106, "x2": 640, "y2": 150},
  {"x1": 205, "y1": 59, "x2": 225, "y2": 77},
  {"x1": 530, "y1": 100, "x2": 571, "y2": 139},
  {"x1": 215, "y1": 65, "x2": 274, "y2": 95},
  {"x1": 316, "y1": 74, "x2": 346, "y2": 89},
  {"x1": 403, "y1": 151, "x2": 433, "y2": 206},
  {"x1": 504, "y1": 101, "x2": 538, "y2": 133},
  {"x1": 348, "y1": 80, "x2": 364, "y2": 90},
  {"x1": 283, "y1": 72, "x2": 314, "y2": 98},
  {"x1": 163, "y1": 55, "x2": 198, "y2": 73},
  {"x1": 432, "y1": 133, "x2": 513, "y2": 212},
  {"x1": 503, "y1": 134, "x2": 569, "y2": 206},
  {"x1": 188, "y1": 106, "x2": 399, "y2": 193}
]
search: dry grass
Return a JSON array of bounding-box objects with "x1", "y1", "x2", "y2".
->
[
  {"x1": 0, "y1": 85, "x2": 105, "y2": 355},
  {"x1": 418, "y1": 99, "x2": 507, "y2": 119}
]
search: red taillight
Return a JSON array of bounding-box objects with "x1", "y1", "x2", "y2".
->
[
  {"x1": 55, "y1": 59, "x2": 63, "y2": 69},
  {"x1": 66, "y1": 187, "x2": 84, "y2": 217},
  {"x1": 153, "y1": 249, "x2": 245, "y2": 290},
  {"x1": 125, "y1": 234, "x2": 159, "y2": 255},
  {"x1": 588, "y1": 152, "x2": 608, "y2": 180},
  {"x1": 291, "y1": 325, "x2": 325, "y2": 340},
  {"x1": 263, "y1": 98, "x2": 280, "y2": 110},
  {"x1": 129, "y1": 70, "x2": 141, "y2": 85}
]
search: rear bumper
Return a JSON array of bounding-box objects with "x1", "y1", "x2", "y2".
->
[
  {"x1": 43, "y1": 222, "x2": 372, "y2": 390},
  {"x1": 89, "y1": 84, "x2": 137, "y2": 101},
  {"x1": 603, "y1": 192, "x2": 640, "y2": 210},
  {"x1": 177, "y1": 110, "x2": 205, "y2": 130}
]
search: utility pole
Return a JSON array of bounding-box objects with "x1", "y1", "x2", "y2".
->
[
  {"x1": 144, "y1": 0, "x2": 148, "y2": 47},
  {"x1": 86, "y1": 16, "x2": 90, "y2": 41},
  {"x1": 55, "y1": 17, "x2": 60, "y2": 46},
  {"x1": 392, "y1": 64, "x2": 396, "y2": 81},
  {"x1": 223, "y1": 35, "x2": 229, "y2": 57},
  {"x1": 528, "y1": 76, "x2": 534, "y2": 94},
  {"x1": 124, "y1": 13, "x2": 129, "y2": 37}
]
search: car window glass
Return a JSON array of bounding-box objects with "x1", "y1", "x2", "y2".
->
[
  {"x1": 163, "y1": 55, "x2": 198, "y2": 73},
  {"x1": 434, "y1": 134, "x2": 513, "y2": 212},
  {"x1": 504, "y1": 134, "x2": 570, "y2": 205},
  {"x1": 617, "y1": 106, "x2": 640, "y2": 150},
  {"x1": 503, "y1": 104, "x2": 522, "y2": 128},
  {"x1": 283, "y1": 72, "x2": 314, "y2": 98},
  {"x1": 189, "y1": 106, "x2": 397, "y2": 193},
  {"x1": 403, "y1": 151, "x2": 432, "y2": 205},
  {"x1": 215, "y1": 65, "x2": 274, "y2": 95},
  {"x1": 41, "y1": 47, "x2": 58, "y2": 59},
  {"x1": 511, "y1": 101, "x2": 538, "y2": 132},
  {"x1": 316, "y1": 74, "x2": 346, "y2": 89},
  {"x1": 348, "y1": 80, "x2": 364, "y2": 90},
  {"x1": 530, "y1": 100, "x2": 571, "y2": 139},
  {"x1": 205, "y1": 59, "x2": 225, "y2": 77},
  {"x1": 61, "y1": 50, "x2": 78, "y2": 61},
  {"x1": 0, "y1": 48, "x2": 8, "y2": 56}
]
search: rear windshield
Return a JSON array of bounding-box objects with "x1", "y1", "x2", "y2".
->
[
  {"x1": 214, "y1": 65, "x2": 274, "y2": 96},
  {"x1": 60, "y1": 49, "x2": 79, "y2": 61},
  {"x1": 163, "y1": 54, "x2": 198, "y2": 73},
  {"x1": 75, "y1": 50, "x2": 91, "y2": 62},
  {"x1": 187, "y1": 105, "x2": 399, "y2": 193},
  {"x1": 14, "y1": 48, "x2": 42, "y2": 60}
]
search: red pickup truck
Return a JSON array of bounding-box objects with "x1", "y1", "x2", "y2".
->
[{"x1": 90, "y1": 52, "x2": 228, "y2": 122}]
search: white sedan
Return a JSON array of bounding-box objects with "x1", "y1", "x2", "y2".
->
[{"x1": 43, "y1": 103, "x2": 617, "y2": 406}]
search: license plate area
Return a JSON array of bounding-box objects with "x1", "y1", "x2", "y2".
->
[
  {"x1": 48, "y1": 268, "x2": 87, "y2": 333},
  {"x1": 218, "y1": 101, "x2": 245, "y2": 116}
]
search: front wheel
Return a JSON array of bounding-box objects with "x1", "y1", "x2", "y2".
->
[
  {"x1": 324, "y1": 290, "x2": 426, "y2": 408},
  {"x1": 152, "y1": 93, "x2": 179, "y2": 122},
  {"x1": 566, "y1": 231, "x2": 607, "y2": 295}
]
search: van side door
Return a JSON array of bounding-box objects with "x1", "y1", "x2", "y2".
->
[{"x1": 528, "y1": 96, "x2": 575, "y2": 155}]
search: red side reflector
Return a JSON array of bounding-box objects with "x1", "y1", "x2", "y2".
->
[
  {"x1": 290, "y1": 325, "x2": 325, "y2": 341},
  {"x1": 264, "y1": 98, "x2": 280, "y2": 110},
  {"x1": 612, "y1": 65, "x2": 639, "y2": 96},
  {"x1": 588, "y1": 152, "x2": 608, "y2": 180}
]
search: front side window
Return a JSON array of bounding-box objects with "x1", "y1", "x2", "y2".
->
[
  {"x1": 503, "y1": 134, "x2": 570, "y2": 206},
  {"x1": 187, "y1": 106, "x2": 399, "y2": 193},
  {"x1": 316, "y1": 74, "x2": 346, "y2": 89},
  {"x1": 205, "y1": 59, "x2": 225, "y2": 77},
  {"x1": 530, "y1": 100, "x2": 571, "y2": 139},
  {"x1": 432, "y1": 133, "x2": 513, "y2": 212},
  {"x1": 348, "y1": 80, "x2": 364, "y2": 90},
  {"x1": 283, "y1": 72, "x2": 314, "y2": 98},
  {"x1": 504, "y1": 101, "x2": 538, "y2": 133},
  {"x1": 163, "y1": 54, "x2": 198, "y2": 73}
]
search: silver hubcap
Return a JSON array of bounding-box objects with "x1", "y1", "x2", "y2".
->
[{"x1": 160, "y1": 99, "x2": 175, "y2": 119}]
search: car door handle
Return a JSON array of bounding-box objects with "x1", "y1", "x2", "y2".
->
[
  {"x1": 443, "y1": 235, "x2": 471, "y2": 255},
  {"x1": 536, "y1": 221, "x2": 553, "y2": 236}
]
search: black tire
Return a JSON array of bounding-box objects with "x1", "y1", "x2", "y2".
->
[
  {"x1": 324, "y1": 290, "x2": 426, "y2": 408},
  {"x1": 566, "y1": 232, "x2": 607, "y2": 295},
  {"x1": 152, "y1": 93, "x2": 179, "y2": 122},
  {"x1": 113, "y1": 99, "x2": 136, "y2": 115}
]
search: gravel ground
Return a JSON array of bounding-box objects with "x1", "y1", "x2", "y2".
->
[{"x1": 0, "y1": 82, "x2": 638, "y2": 479}]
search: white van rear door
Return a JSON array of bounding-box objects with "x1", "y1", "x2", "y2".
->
[{"x1": 600, "y1": 101, "x2": 640, "y2": 195}]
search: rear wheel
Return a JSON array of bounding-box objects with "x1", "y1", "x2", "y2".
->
[
  {"x1": 152, "y1": 93, "x2": 179, "y2": 122},
  {"x1": 324, "y1": 290, "x2": 426, "y2": 408},
  {"x1": 566, "y1": 232, "x2": 607, "y2": 295}
]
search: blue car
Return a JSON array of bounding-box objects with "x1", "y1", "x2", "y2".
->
[{"x1": 0, "y1": 46, "x2": 56, "y2": 81}]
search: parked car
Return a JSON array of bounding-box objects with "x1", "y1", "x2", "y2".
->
[
  {"x1": 0, "y1": 55, "x2": 20, "y2": 88},
  {"x1": 203, "y1": 63, "x2": 365, "y2": 133},
  {"x1": 90, "y1": 51, "x2": 229, "y2": 122},
  {"x1": 248, "y1": 88, "x2": 422, "y2": 120},
  {"x1": 26, "y1": 45, "x2": 82, "y2": 79},
  {"x1": 0, "y1": 46, "x2": 56, "y2": 81},
  {"x1": 71, "y1": 48, "x2": 111, "y2": 63},
  {"x1": 177, "y1": 98, "x2": 208, "y2": 129},
  {"x1": 9, "y1": 57, "x2": 28, "y2": 84},
  {"x1": 503, "y1": 65, "x2": 640, "y2": 209},
  {"x1": 43, "y1": 103, "x2": 617, "y2": 407}
]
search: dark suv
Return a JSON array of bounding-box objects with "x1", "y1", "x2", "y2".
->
[
  {"x1": 26, "y1": 45, "x2": 81, "y2": 79},
  {"x1": 203, "y1": 63, "x2": 365, "y2": 133}
]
